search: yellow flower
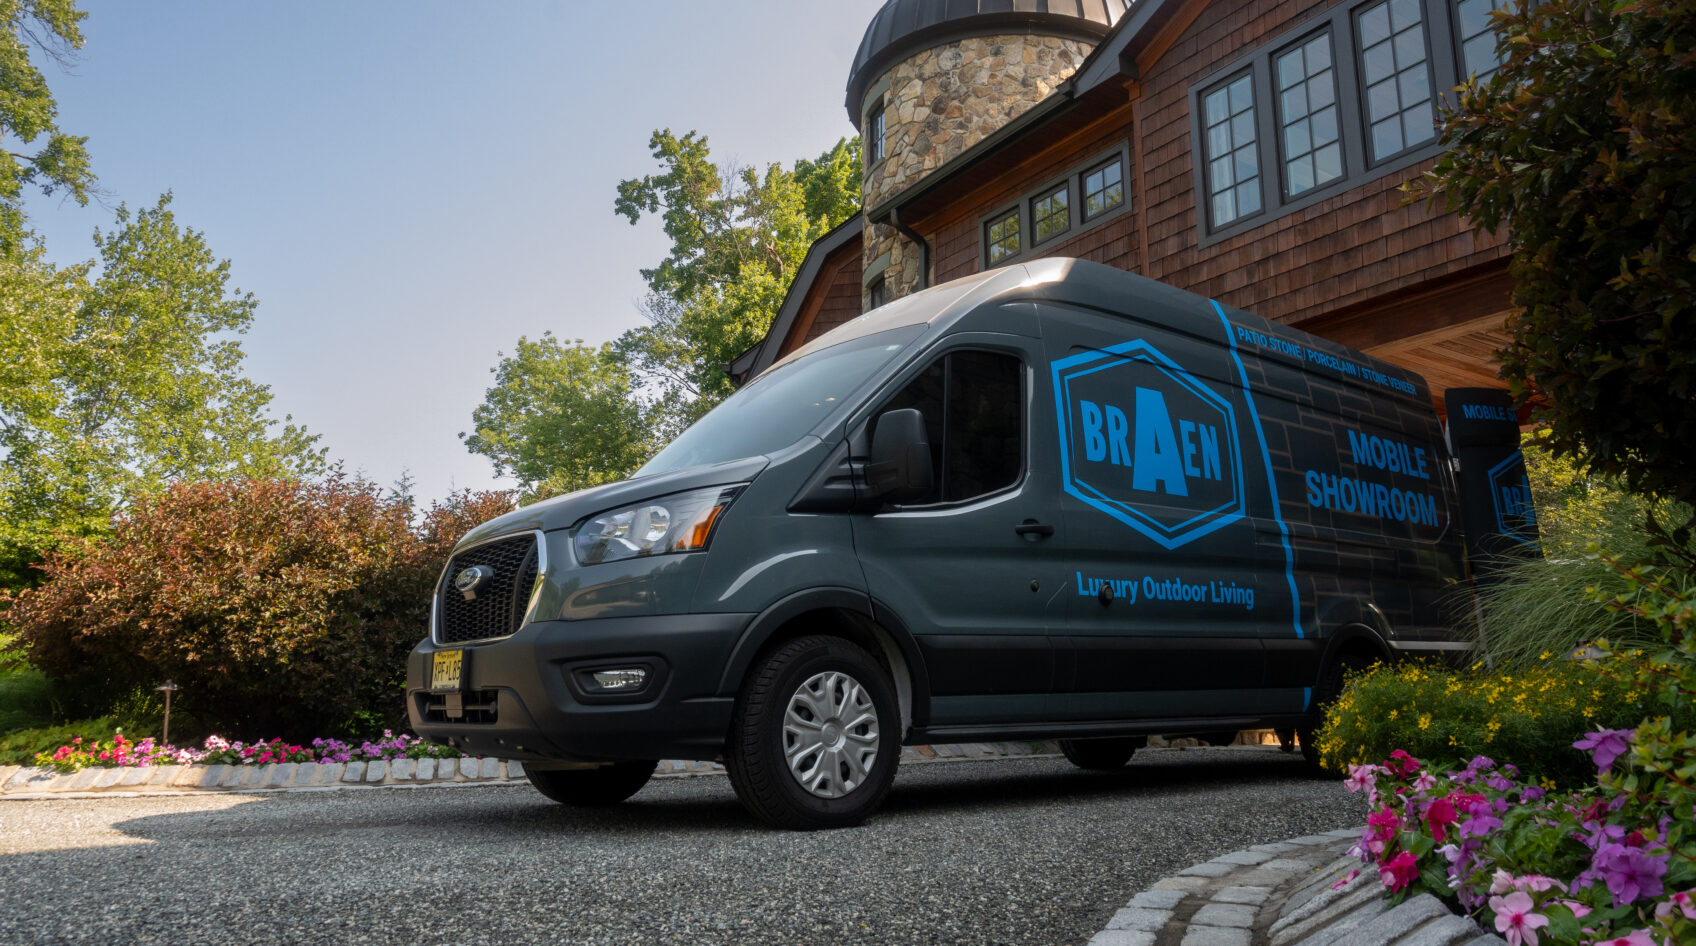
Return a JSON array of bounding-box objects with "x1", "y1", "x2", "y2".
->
[
  {"x1": 1418, "y1": 714, "x2": 1431, "y2": 730},
  {"x1": 1539, "y1": 651, "x2": 1552, "y2": 660},
  {"x1": 1389, "y1": 709, "x2": 1399, "y2": 720}
]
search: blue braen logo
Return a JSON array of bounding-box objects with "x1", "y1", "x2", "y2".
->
[
  {"x1": 1052, "y1": 340, "x2": 1245, "y2": 549},
  {"x1": 1487, "y1": 451, "x2": 1539, "y2": 546}
]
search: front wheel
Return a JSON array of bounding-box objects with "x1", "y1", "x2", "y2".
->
[
  {"x1": 526, "y1": 760, "x2": 656, "y2": 806},
  {"x1": 725, "y1": 636, "x2": 901, "y2": 830}
]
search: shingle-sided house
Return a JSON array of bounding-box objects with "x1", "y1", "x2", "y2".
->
[{"x1": 732, "y1": 0, "x2": 1517, "y2": 411}]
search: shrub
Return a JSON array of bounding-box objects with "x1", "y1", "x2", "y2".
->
[
  {"x1": 1314, "y1": 658, "x2": 1675, "y2": 787},
  {"x1": 2, "y1": 475, "x2": 514, "y2": 740}
]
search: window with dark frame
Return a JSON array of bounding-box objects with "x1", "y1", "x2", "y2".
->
[
  {"x1": 976, "y1": 146, "x2": 1130, "y2": 268},
  {"x1": 1454, "y1": 0, "x2": 1508, "y2": 79},
  {"x1": 1356, "y1": 0, "x2": 1437, "y2": 162},
  {"x1": 867, "y1": 275, "x2": 887, "y2": 310},
  {"x1": 868, "y1": 350, "x2": 1023, "y2": 506},
  {"x1": 1202, "y1": 73, "x2": 1262, "y2": 227},
  {"x1": 1275, "y1": 33, "x2": 1344, "y2": 197},
  {"x1": 985, "y1": 209, "x2": 1021, "y2": 265},
  {"x1": 867, "y1": 101, "x2": 887, "y2": 167},
  {"x1": 1189, "y1": 0, "x2": 1487, "y2": 241},
  {"x1": 1082, "y1": 158, "x2": 1124, "y2": 220},
  {"x1": 1032, "y1": 184, "x2": 1070, "y2": 243}
]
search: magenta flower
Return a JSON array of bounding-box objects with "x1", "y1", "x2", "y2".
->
[
  {"x1": 1425, "y1": 796, "x2": 1457, "y2": 842},
  {"x1": 1574, "y1": 728, "x2": 1635, "y2": 773},
  {"x1": 1489, "y1": 891, "x2": 1549, "y2": 946},
  {"x1": 1379, "y1": 851, "x2": 1418, "y2": 892}
]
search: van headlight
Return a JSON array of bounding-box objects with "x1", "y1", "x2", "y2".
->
[{"x1": 572, "y1": 485, "x2": 744, "y2": 565}]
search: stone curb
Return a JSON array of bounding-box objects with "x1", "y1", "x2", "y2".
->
[
  {"x1": 0, "y1": 740, "x2": 1062, "y2": 799},
  {"x1": 1090, "y1": 827, "x2": 1507, "y2": 946}
]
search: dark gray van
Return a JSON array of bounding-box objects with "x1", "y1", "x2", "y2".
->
[{"x1": 408, "y1": 258, "x2": 1533, "y2": 829}]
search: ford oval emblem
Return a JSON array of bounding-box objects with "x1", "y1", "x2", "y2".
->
[{"x1": 454, "y1": 565, "x2": 493, "y2": 600}]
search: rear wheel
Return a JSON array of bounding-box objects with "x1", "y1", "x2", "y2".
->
[
  {"x1": 526, "y1": 760, "x2": 657, "y2": 806},
  {"x1": 1058, "y1": 736, "x2": 1144, "y2": 770},
  {"x1": 725, "y1": 635, "x2": 901, "y2": 830},
  {"x1": 1300, "y1": 652, "x2": 1373, "y2": 770}
]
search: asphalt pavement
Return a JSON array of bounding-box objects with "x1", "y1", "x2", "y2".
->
[{"x1": 0, "y1": 747, "x2": 1360, "y2": 946}]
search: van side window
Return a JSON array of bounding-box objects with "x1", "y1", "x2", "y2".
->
[{"x1": 871, "y1": 350, "x2": 1023, "y2": 505}]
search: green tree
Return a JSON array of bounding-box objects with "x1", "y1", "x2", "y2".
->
[
  {"x1": 0, "y1": 195, "x2": 323, "y2": 587},
  {"x1": 0, "y1": 0, "x2": 95, "y2": 255},
  {"x1": 461, "y1": 334, "x2": 653, "y2": 501},
  {"x1": 1417, "y1": 0, "x2": 1696, "y2": 509},
  {"x1": 614, "y1": 131, "x2": 861, "y2": 425}
]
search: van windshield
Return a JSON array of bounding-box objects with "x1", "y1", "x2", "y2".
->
[{"x1": 637, "y1": 326, "x2": 924, "y2": 477}]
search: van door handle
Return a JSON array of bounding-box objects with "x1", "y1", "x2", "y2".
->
[{"x1": 1014, "y1": 521, "x2": 1055, "y2": 538}]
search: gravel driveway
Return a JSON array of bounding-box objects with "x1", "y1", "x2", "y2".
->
[{"x1": 0, "y1": 747, "x2": 1360, "y2": 946}]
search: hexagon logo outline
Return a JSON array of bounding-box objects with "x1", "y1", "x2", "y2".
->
[
  {"x1": 1486, "y1": 451, "x2": 1539, "y2": 546},
  {"x1": 1052, "y1": 339, "x2": 1247, "y2": 550}
]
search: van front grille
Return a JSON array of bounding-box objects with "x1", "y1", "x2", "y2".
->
[{"x1": 436, "y1": 534, "x2": 539, "y2": 644}]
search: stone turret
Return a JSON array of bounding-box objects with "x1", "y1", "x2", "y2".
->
[{"x1": 847, "y1": 0, "x2": 1128, "y2": 309}]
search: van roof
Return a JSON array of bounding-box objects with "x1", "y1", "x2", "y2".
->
[{"x1": 764, "y1": 258, "x2": 1431, "y2": 406}]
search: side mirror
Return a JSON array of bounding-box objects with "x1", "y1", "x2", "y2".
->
[{"x1": 866, "y1": 408, "x2": 934, "y2": 504}]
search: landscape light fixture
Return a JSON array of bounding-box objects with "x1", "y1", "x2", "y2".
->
[{"x1": 156, "y1": 680, "x2": 180, "y2": 746}]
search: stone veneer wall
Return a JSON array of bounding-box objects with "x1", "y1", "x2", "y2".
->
[{"x1": 861, "y1": 33, "x2": 1095, "y2": 309}]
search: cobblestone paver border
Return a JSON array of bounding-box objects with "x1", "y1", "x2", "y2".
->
[
  {"x1": 0, "y1": 740, "x2": 1060, "y2": 799},
  {"x1": 1092, "y1": 829, "x2": 1507, "y2": 946}
]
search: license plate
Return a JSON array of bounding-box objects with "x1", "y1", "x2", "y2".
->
[{"x1": 431, "y1": 650, "x2": 463, "y2": 690}]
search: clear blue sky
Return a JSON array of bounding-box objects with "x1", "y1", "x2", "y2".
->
[{"x1": 29, "y1": 0, "x2": 885, "y2": 505}]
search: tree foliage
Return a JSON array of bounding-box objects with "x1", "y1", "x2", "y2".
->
[
  {"x1": 613, "y1": 130, "x2": 862, "y2": 425},
  {"x1": 465, "y1": 132, "x2": 861, "y2": 492},
  {"x1": 1417, "y1": 0, "x2": 1696, "y2": 508},
  {"x1": 2, "y1": 475, "x2": 515, "y2": 738},
  {"x1": 460, "y1": 335, "x2": 653, "y2": 501},
  {"x1": 0, "y1": 195, "x2": 324, "y2": 588},
  {"x1": 0, "y1": 0, "x2": 95, "y2": 255}
]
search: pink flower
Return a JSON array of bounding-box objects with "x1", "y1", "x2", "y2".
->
[
  {"x1": 1592, "y1": 931, "x2": 1658, "y2": 946},
  {"x1": 1331, "y1": 869, "x2": 1359, "y2": 890},
  {"x1": 1657, "y1": 888, "x2": 1696, "y2": 922},
  {"x1": 1388, "y1": 749, "x2": 1422, "y2": 776},
  {"x1": 1344, "y1": 764, "x2": 1380, "y2": 795},
  {"x1": 1489, "y1": 891, "x2": 1549, "y2": 946},
  {"x1": 1379, "y1": 852, "x2": 1418, "y2": 892},
  {"x1": 1557, "y1": 899, "x2": 1590, "y2": 918}
]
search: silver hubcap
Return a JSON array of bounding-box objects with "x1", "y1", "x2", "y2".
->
[{"x1": 783, "y1": 670, "x2": 880, "y2": 799}]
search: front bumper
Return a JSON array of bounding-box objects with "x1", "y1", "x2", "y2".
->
[{"x1": 406, "y1": 613, "x2": 751, "y2": 763}]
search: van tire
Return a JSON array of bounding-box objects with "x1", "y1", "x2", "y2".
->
[
  {"x1": 1299, "y1": 652, "x2": 1373, "y2": 771},
  {"x1": 526, "y1": 760, "x2": 656, "y2": 806},
  {"x1": 725, "y1": 635, "x2": 901, "y2": 830},
  {"x1": 1059, "y1": 736, "x2": 1144, "y2": 770}
]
